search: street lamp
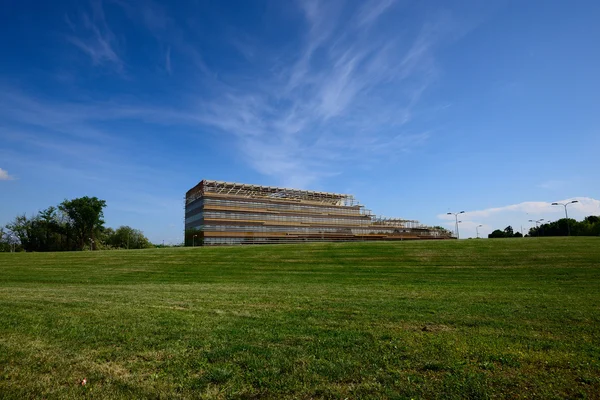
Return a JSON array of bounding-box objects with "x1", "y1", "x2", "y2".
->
[
  {"x1": 447, "y1": 211, "x2": 465, "y2": 239},
  {"x1": 476, "y1": 224, "x2": 483, "y2": 239},
  {"x1": 193, "y1": 234, "x2": 198, "y2": 247},
  {"x1": 551, "y1": 200, "x2": 578, "y2": 236}
]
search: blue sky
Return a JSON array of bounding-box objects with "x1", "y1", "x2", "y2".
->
[{"x1": 1, "y1": 0, "x2": 599, "y2": 243}]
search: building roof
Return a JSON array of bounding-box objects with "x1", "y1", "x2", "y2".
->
[{"x1": 186, "y1": 179, "x2": 357, "y2": 206}]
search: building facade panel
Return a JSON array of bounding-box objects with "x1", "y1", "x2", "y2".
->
[{"x1": 185, "y1": 180, "x2": 452, "y2": 245}]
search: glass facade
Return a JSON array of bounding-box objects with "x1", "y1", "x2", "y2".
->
[{"x1": 185, "y1": 180, "x2": 451, "y2": 245}]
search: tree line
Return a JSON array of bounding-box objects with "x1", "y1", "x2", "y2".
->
[
  {"x1": 527, "y1": 216, "x2": 600, "y2": 237},
  {"x1": 0, "y1": 196, "x2": 153, "y2": 252},
  {"x1": 488, "y1": 216, "x2": 600, "y2": 238},
  {"x1": 488, "y1": 226, "x2": 523, "y2": 238}
]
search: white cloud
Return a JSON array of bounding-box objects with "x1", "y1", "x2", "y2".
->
[
  {"x1": 356, "y1": 0, "x2": 397, "y2": 27},
  {"x1": 66, "y1": 0, "x2": 123, "y2": 69},
  {"x1": 45, "y1": 0, "x2": 445, "y2": 188},
  {"x1": 3, "y1": 1, "x2": 463, "y2": 189},
  {"x1": 160, "y1": 0, "x2": 453, "y2": 187},
  {"x1": 0, "y1": 168, "x2": 14, "y2": 181},
  {"x1": 439, "y1": 197, "x2": 600, "y2": 219},
  {"x1": 113, "y1": 0, "x2": 212, "y2": 76},
  {"x1": 437, "y1": 197, "x2": 600, "y2": 238}
]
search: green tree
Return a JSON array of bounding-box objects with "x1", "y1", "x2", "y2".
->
[
  {"x1": 488, "y1": 229, "x2": 506, "y2": 238},
  {"x1": 4, "y1": 211, "x2": 66, "y2": 252},
  {"x1": 98, "y1": 227, "x2": 115, "y2": 249},
  {"x1": 0, "y1": 228, "x2": 9, "y2": 252},
  {"x1": 59, "y1": 197, "x2": 106, "y2": 250},
  {"x1": 585, "y1": 215, "x2": 600, "y2": 224},
  {"x1": 579, "y1": 216, "x2": 600, "y2": 236},
  {"x1": 488, "y1": 226, "x2": 522, "y2": 238},
  {"x1": 5, "y1": 214, "x2": 36, "y2": 251},
  {"x1": 106, "y1": 226, "x2": 153, "y2": 249},
  {"x1": 37, "y1": 206, "x2": 64, "y2": 251}
]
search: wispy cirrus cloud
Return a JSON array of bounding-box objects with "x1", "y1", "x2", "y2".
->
[
  {"x1": 71, "y1": 0, "x2": 452, "y2": 187},
  {"x1": 150, "y1": 0, "x2": 455, "y2": 187},
  {"x1": 356, "y1": 0, "x2": 397, "y2": 27},
  {"x1": 7, "y1": 0, "x2": 461, "y2": 189},
  {"x1": 65, "y1": 0, "x2": 122, "y2": 69},
  {"x1": 112, "y1": 0, "x2": 212, "y2": 76}
]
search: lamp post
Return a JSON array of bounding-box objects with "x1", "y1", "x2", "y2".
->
[
  {"x1": 551, "y1": 200, "x2": 578, "y2": 236},
  {"x1": 528, "y1": 219, "x2": 544, "y2": 237},
  {"x1": 193, "y1": 234, "x2": 198, "y2": 247},
  {"x1": 447, "y1": 211, "x2": 465, "y2": 239},
  {"x1": 476, "y1": 224, "x2": 483, "y2": 239}
]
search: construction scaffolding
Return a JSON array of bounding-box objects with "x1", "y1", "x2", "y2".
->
[
  {"x1": 186, "y1": 180, "x2": 357, "y2": 206},
  {"x1": 185, "y1": 180, "x2": 453, "y2": 245}
]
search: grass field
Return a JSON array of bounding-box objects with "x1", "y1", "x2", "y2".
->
[{"x1": 0, "y1": 238, "x2": 599, "y2": 399}]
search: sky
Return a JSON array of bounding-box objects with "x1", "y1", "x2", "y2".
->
[{"x1": 1, "y1": 0, "x2": 599, "y2": 243}]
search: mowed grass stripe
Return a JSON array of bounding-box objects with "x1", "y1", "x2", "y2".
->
[{"x1": 0, "y1": 237, "x2": 599, "y2": 399}]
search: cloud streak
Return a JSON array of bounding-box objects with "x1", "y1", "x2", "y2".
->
[
  {"x1": 153, "y1": 0, "x2": 453, "y2": 187},
  {"x1": 57, "y1": 0, "x2": 448, "y2": 188},
  {"x1": 6, "y1": 0, "x2": 461, "y2": 189},
  {"x1": 66, "y1": 0, "x2": 122, "y2": 69},
  {"x1": 357, "y1": 0, "x2": 397, "y2": 27}
]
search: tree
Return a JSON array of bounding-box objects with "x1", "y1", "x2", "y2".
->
[
  {"x1": 580, "y1": 216, "x2": 600, "y2": 236},
  {"x1": 488, "y1": 226, "x2": 522, "y2": 238},
  {"x1": 59, "y1": 197, "x2": 106, "y2": 250},
  {"x1": 106, "y1": 226, "x2": 152, "y2": 249},
  {"x1": 585, "y1": 215, "x2": 600, "y2": 224},
  {"x1": 0, "y1": 228, "x2": 9, "y2": 252},
  {"x1": 503, "y1": 226, "x2": 514, "y2": 237},
  {"x1": 98, "y1": 227, "x2": 115, "y2": 249},
  {"x1": 36, "y1": 206, "x2": 63, "y2": 252},
  {"x1": 4, "y1": 211, "x2": 69, "y2": 252},
  {"x1": 5, "y1": 214, "x2": 36, "y2": 251},
  {"x1": 4, "y1": 196, "x2": 156, "y2": 252},
  {"x1": 488, "y1": 229, "x2": 506, "y2": 238}
]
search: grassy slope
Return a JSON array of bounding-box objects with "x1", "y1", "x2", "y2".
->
[{"x1": 0, "y1": 238, "x2": 599, "y2": 399}]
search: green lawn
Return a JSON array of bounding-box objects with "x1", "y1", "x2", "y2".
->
[{"x1": 0, "y1": 238, "x2": 599, "y2": 399}]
